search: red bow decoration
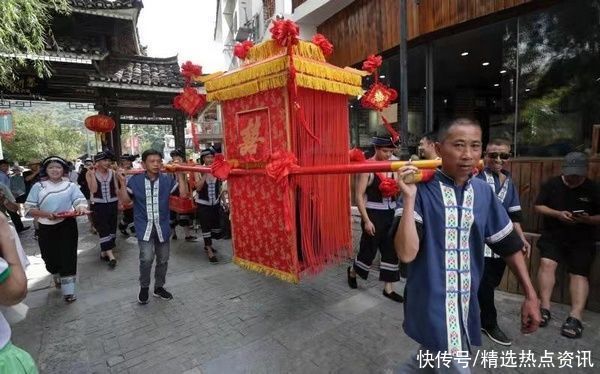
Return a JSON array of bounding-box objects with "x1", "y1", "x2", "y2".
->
[
  {"x1": 266, "y1": 151, "x2": 298, "y2": 232},
  {"x1": 378, "y1": 174, "x2": 400, "y2": 198},
  {"x1": 312, "y1": 33, "x2": 333, "y2": 57},
  {"x1": 181, "y1": 61, "x2": 202, "y2": 83},
  {"x1": 362, "y1": 55, "x2": 382, "y2": 74},
  {"x1": 270, "y1": 19, "x2": 300, "y2": 48},
  {"x1": 173, "y1": 87, "x2": 206, "y2": 117},
  {"x1": 266, "y1": 151, "x2": 298, "y2": 186},
  {"x1": 349, "y1": 148, "x2": 366, "y2": 162},
  {"x1": 210, "y1": 154, "x2": 232, "y2": 180},
  {"x1": 234, "y1": 40, "x2": 254, "y2": 60}
]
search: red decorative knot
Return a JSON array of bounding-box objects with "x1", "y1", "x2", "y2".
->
[
  {"x1": 84, "y1": 115, "x2": 115, "y2": 133},
  {"x1": 360, "y1": 82, "x2": 398, "y2": 111},
  {"x1": 173, "y1": 87, "x2": 206, "y2": 117},
  {"x1": 362, "y1": 55, "x2": 382, "y2": 74},
  {"x1": 270, "y1": 19, "x2": 300, "y2": 48},
  {"x1": 311, "y1": 34, "x2": 333, "y2": 57},
  {"x1": 180, "y1": 61, "x2": 202, "y2": 83},
  {"x1": 233, "y1": 40, "x2": 254, "y2": 60}
]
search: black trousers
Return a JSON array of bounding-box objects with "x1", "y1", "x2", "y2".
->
[
  {"x1": 38, "y1": 218, "x2": 78, "y2": 277},
  {"x1": 478, "y1": 257, "x2": 506, "y2": 329},
  {"x1": 196, "y1": 204, "x2": 222, "y2": 246},
  {"x1": 92, "y1": 202, "x2": 118, "y2": 251},
  {"x1": 353, "y1": 208, "x2": 400, "y2": 282},
  {"x1": 7, "y1": 209, "x2": 25, "y2": 231}
]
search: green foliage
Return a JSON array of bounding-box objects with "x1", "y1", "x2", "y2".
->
[
  {"x1": 0, "y1": 0, "x2": 71, "y2": 88},
  {"x1": 3, "y1": 110, "x2": 85, "y2": 162}
]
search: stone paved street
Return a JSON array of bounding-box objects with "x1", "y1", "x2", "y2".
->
[{"x1": 11, "y1": 217, "x2": 600, "y2": 373}]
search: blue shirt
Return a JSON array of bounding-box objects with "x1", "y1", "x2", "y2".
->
[
  {"x1": 477, "y1": 168, "x2": 522, "y2": 258},
  {"x1": 394, "y1": 169, "x2": 522, "y2": 354},
  {"x1": 0, "y1": 172, "x2": 9, "y2": 187},
  {"x1": 127, "y1": 173, "x2": 178, "y2": 243}
]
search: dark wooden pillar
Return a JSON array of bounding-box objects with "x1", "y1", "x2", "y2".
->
[
  {"x1": 109, "y1": 111, "x2": 122, "y2": 157},
  {"x1": 172, "y1": 113, "x2": 186, "y2": 154},
  {"x1": 398, "y1": 0, "x2": 409, "y2": 159}
]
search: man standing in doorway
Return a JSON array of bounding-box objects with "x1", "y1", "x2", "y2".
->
[
  {"x1": 535, "y1": 152, "x2": 599, "y2": 339},
  {"x1": 117, "y1": 149, "x2": 188, "y2": 304},
  {"x1": 417, "y1": 132, "x2": 439, "y2": 160}
]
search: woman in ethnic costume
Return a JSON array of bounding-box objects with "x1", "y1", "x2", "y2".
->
[
  {"x1": 195, "y1": 148, "x2": 222, "y2": 263},
  {"x1": 25, "y1": 156, "x2": 89, "y2": 303}
]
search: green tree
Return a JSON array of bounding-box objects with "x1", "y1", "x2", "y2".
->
[
  {"x1": 0, "y1": 0, "x2": 71, "y2": 88},
  {"x1": 3, "y1": 111, "x2": 85, "y2": 162}
]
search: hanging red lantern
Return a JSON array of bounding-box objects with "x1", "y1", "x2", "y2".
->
[{"x1": 84, "y1": 114, "x2": 116, "y2": 133}]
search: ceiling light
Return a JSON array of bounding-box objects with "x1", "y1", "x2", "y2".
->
[
  {"x1": 482, "y1": 62, "x2": 490, "y2": 66},
  {"x1": 379, "y1": 75, "x2": 386, "y2": 79},
  {"x1": 461, "y1": 52, "x2": 469, "y2": 57},
  {"x1": 423, "y1": 86, "x2": 427, "y2": 90},
  {"x1": 493, "y1": 83, "x2": 499, "y2": 87},
  {"x1": 525, "y1": 88, "x2": 531, "y2": 92},
  {"x1": 500, "y1": 70, "x2": 507, "y2": 74}
]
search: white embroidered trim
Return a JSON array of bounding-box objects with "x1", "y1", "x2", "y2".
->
[
  {"x1": 486, "y1": 221, "x2": 514, "y2": 244},
  {"x1": 366, "y1": 200, "x2": 396, "y2": 210},
  {"x1": 142, "y1": 178, "x2": 163, "y2": 242},
  {"x1": 507, "y1": 205, "x2": 521, "y2": 212},
  {"x1": 440, "y1": 182, "x2": 475, "y2": 355}
]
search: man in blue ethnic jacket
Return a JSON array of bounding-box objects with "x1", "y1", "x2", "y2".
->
[
  {"x1": 117, "y1": 149, "x2": 188, "y2": 305},
  {"x1": 393, "y1": 119, "x2": 540, "y2": 373}
]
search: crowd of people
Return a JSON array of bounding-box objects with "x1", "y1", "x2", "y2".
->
[{"x1": 0, "y1": 118, "x2": 598, "y2": 373}]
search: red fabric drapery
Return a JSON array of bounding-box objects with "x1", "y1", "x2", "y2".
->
[{"x1": 292, "y1": 87, "x2": 352, "y2": 274}]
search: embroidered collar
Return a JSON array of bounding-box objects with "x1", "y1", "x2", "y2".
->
[
  {"x1": 483, "y1": 167, "x2": 511, "y2": 178},
  {"x1": 435, "y1": 168, "x2": 474, "y2": 188},
  {"x1": 144, "y1": 172, "x2": 161, "y2": 182}
]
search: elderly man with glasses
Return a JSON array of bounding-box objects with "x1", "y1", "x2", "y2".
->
[{"x1": 476, "y1": 138, "x2": 530, "y2": 346}]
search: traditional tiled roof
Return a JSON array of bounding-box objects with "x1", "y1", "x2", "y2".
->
[
  {"x1": 69, "y1": 0, "x2": 142, "y2": 10},
  {"x1": 45, "y1": 35, "x2": 108, "y2": 60},
  {"x1": 89, "y1": 55, "x2": 187, "y2": 92}
]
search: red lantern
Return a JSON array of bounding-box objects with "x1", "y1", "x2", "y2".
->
[{"x1": 84, "y1": 115, "x2": 116, "y2": 133}]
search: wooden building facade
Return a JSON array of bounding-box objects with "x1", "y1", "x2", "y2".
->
[{"x1": 292, "y1": 0, "x2": 600, "y2": 311}]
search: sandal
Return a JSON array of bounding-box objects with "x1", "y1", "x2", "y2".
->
[
  {"x1": 561, "y1": 317, "x2": 583, "y2": 339},
  {"x1": 540, "y1": 308, "x2": 551, "y2": 327}
]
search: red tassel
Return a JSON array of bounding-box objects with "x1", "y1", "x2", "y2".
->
[
  {"x1": 362, "y1": 55, "x2": 382, "y2": 74},
  {"x1": 381, "y1": 115, "x2": 400, "y2": 145}
]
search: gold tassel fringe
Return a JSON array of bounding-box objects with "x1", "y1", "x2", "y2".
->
[
  {"x1": 296, "y1": 73, "x2": 364, "y2": 96},
  {"x1": 205, "y1": 56, "x2": 288, "y2": 92},
  {"x1": 207, "y1": 73, "x2": 287, "y2": 101},
  {"x1": 233, "y1": 256, "x2": 299, "y2": 284},
  {"x1": 245, "y1": 40, "x2": 325, "y2": 64},
  {"x1": 294, "y1": 57, "x2": 362, "y2": 86}
]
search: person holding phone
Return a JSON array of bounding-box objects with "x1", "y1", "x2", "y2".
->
[{"x1": 534, "y1": 152, "x2": 600, "y2": 339}]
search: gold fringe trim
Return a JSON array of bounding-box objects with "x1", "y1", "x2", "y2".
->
[
  {"x1": 233, "y1": 256, "x2": 299, "y2": 283},
  {"x1": 296, "y1": 73, "x2": 364, "y2": 97},
  {"x1": 205, "y1": 56, "x2": 288, "y2": 92},
  {"x1": 207, "y1": 73, "x2": 287, "y2": 101},
  {"x1": 245, "y1": 40, "x2": 325, "y2": 64},
  {"x1": 294, "y1": 56, "x2": 362, "y2": 86}
]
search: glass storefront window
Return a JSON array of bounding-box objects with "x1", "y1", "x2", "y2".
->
[{"x1": 516, "y1": 0, "x2": 600, "y2": 156}]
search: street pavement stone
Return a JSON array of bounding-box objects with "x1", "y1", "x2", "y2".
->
[{"x1": 9, "y1": 217, "x2": 600, "y2": 373}]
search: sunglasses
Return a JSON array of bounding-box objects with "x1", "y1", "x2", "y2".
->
[
  {"x1": 486, "y1": 152, "x2": 510, "y2": 160},
  {"x1": 486, "y1": 152, "x2": 511, "y2": 160}
]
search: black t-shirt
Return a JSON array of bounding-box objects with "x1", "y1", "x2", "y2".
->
[{"x1": 535, "y1": 176, "x2": 600, "y2": 240}]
